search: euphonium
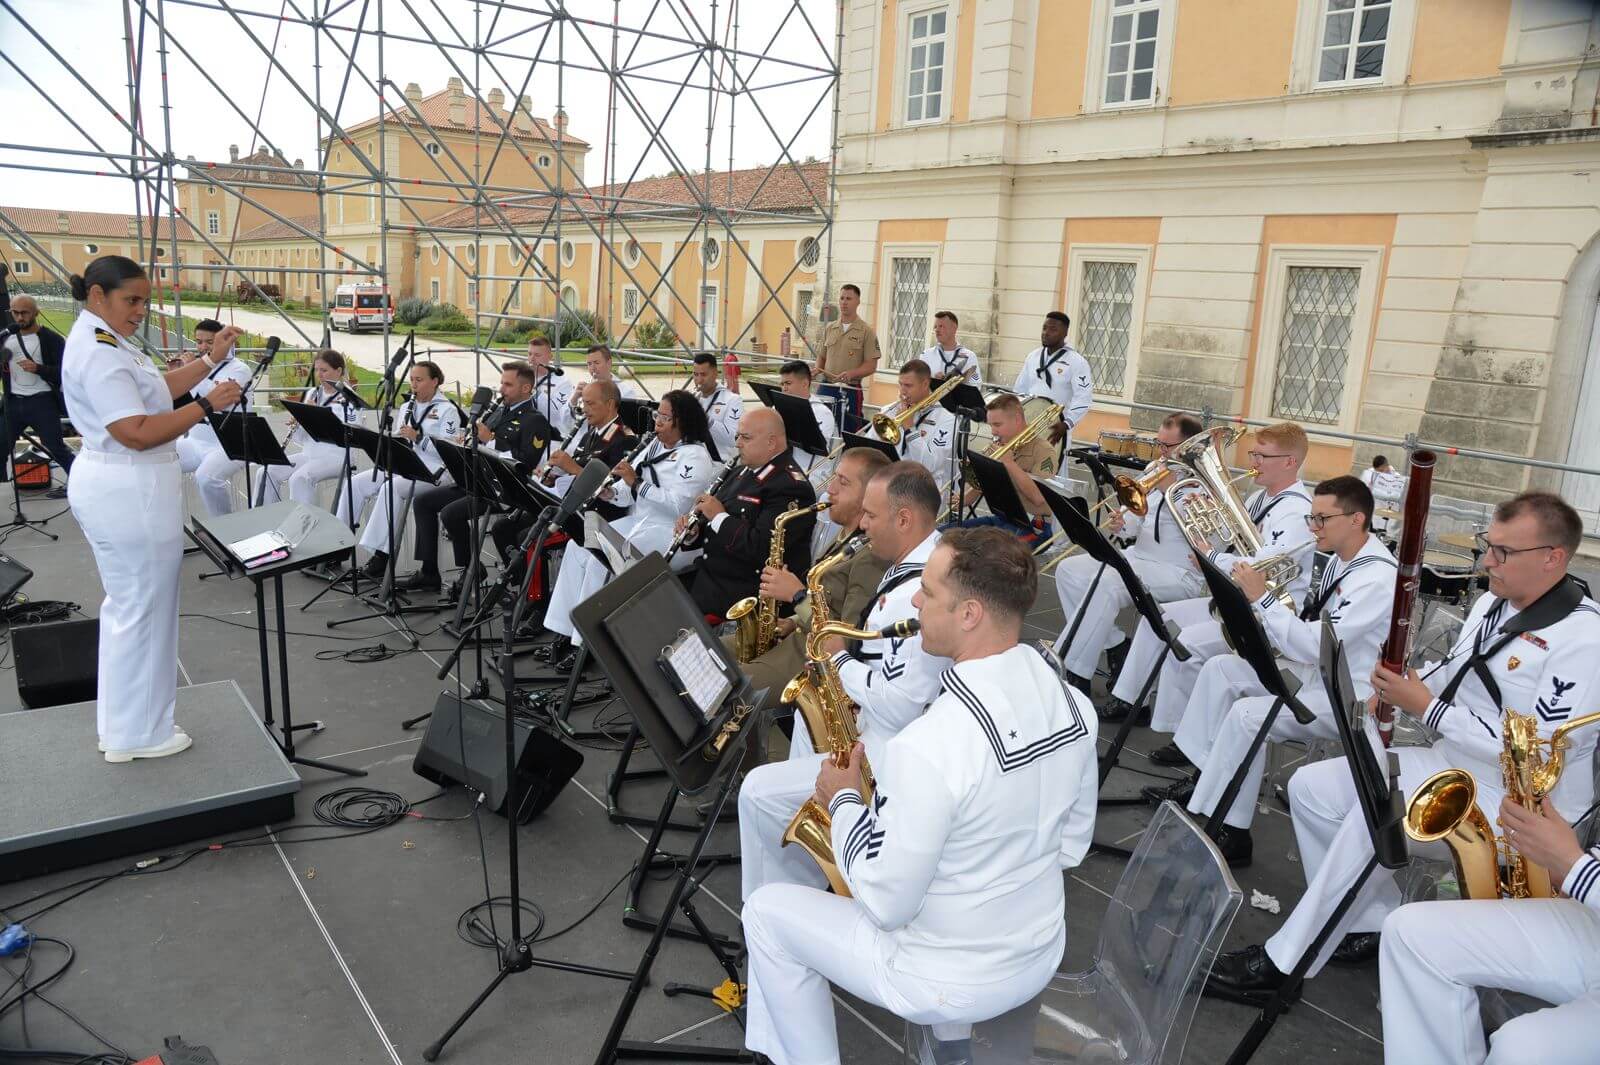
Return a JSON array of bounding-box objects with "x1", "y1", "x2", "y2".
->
[
  {"x1": 780, "y1": 616, "x2": 921, "y2": 897},
  {"x1": 1405, "y1": 707, "x2": 1600, "y2": 899},
  {"x1": 869, "y1": 367, "x2": 973, "y2": 445},
  {"x1": 726, "y1": 500, "x2": 828, "y2": 663}
]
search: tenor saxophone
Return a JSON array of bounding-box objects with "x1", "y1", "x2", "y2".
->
[
  {"x1": 780, "y1": 616, "x2": 921, "y2": 897},
  {"x1": 783, "y1": 532, "x2": 868, "y2": 751},
  {"x1": 726, "y1": 500, "x2": 827, "y2": 663}
]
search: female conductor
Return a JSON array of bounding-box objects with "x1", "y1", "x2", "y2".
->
[{"x1": 63, "y1": 256, "x2": 245, "y2": 763}]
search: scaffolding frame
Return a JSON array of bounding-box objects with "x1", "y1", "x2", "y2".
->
[{"x1": 0, "y1": 0, "x2": 842, "y2": 385}]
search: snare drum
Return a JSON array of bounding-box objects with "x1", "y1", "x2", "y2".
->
[
  {"x1": 1131, "y1": 435, "x2": 1160, "y2": 462},
  {"x1": 1420, "y1": 549, "x2": 1481, "y2": 606},
  {"x1": 1098, "y1": 430, "x2": 1136, "y2": 457}
]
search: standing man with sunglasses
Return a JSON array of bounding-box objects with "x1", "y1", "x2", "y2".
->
[{"x1": 1209, "y1": 491, "x2": 1600, "y2": 999}]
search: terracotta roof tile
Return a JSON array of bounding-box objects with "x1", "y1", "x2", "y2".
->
[
  {"x1": 342, "y1": 86, "x2": 590, "y2": 150},
  {"x1": 0, "y1": 205, "x2": 195, "y2": 242},
  {"x1": 232, "y1": 214, "x2": 324, "y2": 243}
]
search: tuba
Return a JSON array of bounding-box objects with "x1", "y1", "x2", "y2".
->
[
  {"x1": 1405, "y1": 708, "x2": 1600, "y2": 899},
  {"x1": 726, "y1": 500, "x2": 829, "y2": 663},
  {"x1": 1166, "y1": 425, "x2": 1299, "y2": 611},
  {"x1": 780, "y1": 616, "x2": 921, "y2": 897}
]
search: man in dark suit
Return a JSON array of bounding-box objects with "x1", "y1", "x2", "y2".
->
[
  {"x1": 400, "y1": 361, "x2": 552, "y2": 594},
  {"x1": 678, "y1": 406, "x2": 818, "y2": 619},
  {"x1": 1, "y1": 294, "x2": 73, "y2": 498}
]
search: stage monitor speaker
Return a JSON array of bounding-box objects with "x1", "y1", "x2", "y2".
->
[
  {"x1": 13, "y1": 617, "x2": 97, "y2": 709},
  {"x1": 412, "y1": 691, "x2": 582, "y2": 823},
  {"x1": 0, "y1": 551, "x2": 33, "y2": 604}
]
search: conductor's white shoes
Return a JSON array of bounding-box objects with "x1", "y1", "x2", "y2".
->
[
  {"x1": 99, "y1": 726, "x2": 186, "y2": 754},
  {"x1": 104, "y1": 732, "x2": 193, "y2": 763}
]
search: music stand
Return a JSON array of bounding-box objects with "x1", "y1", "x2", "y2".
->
[
  {"x1": 573, "y1": 554, "x2": 756, "y2": 1065},
  {"x1": 757, "y1": 387, "x2": 830, "y2": 459},
  {"x1": 187, "y1": 500, "x2": 364, "y2": 777},
  {"x1": 284, "y1": 399, "x2": 366, "y2": 610},
  {"x1": 841, "y1": 430, "x2": 898, "y2": 465},
  {"x1": 430, "y1": 438, "x2": 513, "y2": 701},
  {"x1": 933, "y1": 375, "x2": 986, "y2": 422},
  {"x1": 1217, "y1": 621, "x2": 1407, "y2": 1062},
  {"x1": 619, "y1": 397, "x2": 655, "y2": 436},
  {"x1": 208, "y1": 411, "x2": 290, "y2": 510},
  {"x1": 965, "y1": 450, "x2": 1033, "y2": 530}
]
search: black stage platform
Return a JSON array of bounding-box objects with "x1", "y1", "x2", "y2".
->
[{"x1": 0, "y1": 680, "x2": 299, "y2": 882}]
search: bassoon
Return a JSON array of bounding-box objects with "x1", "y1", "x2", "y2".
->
[{"x1": 1373, "y1": 449, "x2": 1437, "y2": 746}]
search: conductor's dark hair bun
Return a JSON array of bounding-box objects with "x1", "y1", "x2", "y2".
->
[{"x1": 70, "y1": 255, "x2": 146, "y2": 303}]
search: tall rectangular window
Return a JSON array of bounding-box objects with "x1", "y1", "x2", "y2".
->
[
  {"x1": 623, "y1": 287, "x2": 641, "y2": 321},
  {"x1": 1318, "y1": 0, "x2": 1390, "y2": 83},
  {"x1": 700, "y1": 284, "x2": 719, "y2": 345},
  {"x1": 904, "y1": 7, "x2": 948, "y2": 124},
  {"x1": 430, "y1": 279, "x2": 440, "y2": 302},
  {"x1": 1078, "y1": 261, "x2": 1136, "y2": 396},
  {"x1": 887, "y1": 256, "x2": 932, "y2": 369},
  {"x1": 1104, "y1": 0, "x2": 1161, "y2": 106},
  {"x1": 795, "y1": 287, "x2": 815, "y2": 338},
  {"x1": 206, "y1": 210, "x2": 221, "y2": 236},
  {"x1": 1271, "y1": 266, "x2": 1361, "y2": 424},
  {"x1": 466, "y1": 282, "x2": 478, "y2": 306}
]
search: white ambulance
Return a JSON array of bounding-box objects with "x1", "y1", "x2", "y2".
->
[{"x1": 330, "y1": 283, "x2": 393, "y2": 333}]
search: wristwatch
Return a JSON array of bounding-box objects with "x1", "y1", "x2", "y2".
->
[
  {"x1": 791, "y1": 588, "x2": 808, "y2": 607},
  {"x1": 195, "y1": 396, "x2": 214, "y2": 416}
]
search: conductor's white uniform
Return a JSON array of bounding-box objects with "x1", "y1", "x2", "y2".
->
[
  {"x1": 1012, "y1": 344, "x2": 1092, "y2": 446},
  {"x1": 1180, "y1": 536, "x2": 1396, "y2": 831},
  {"x1": 544, "y1": 439, "x2": 713, "y2": 644},
  {"x1": 253, "y1": 384, "x2": 361, "y2": 510},
  {"x1": 1108, "y1": 482, "x2": 1315, "y2": 730},
  {"x1": 1263, "y1": 586, "x2": 1600, "y2": 978},
  {"x1": 1052, "y1": 470, "x2": 1204, "y2": 679},
  {"x1": 920, "y1": 343, "x2": 980, "y2": 384},
  {"x1": 1380, "y1": 854, "x2": 1600, "y2": 1064},
  {"x1": 738, "y1": 531, "x2": 949, "y2": 901},
  {"x1": 869, "y1": 399, "x2": 956, "y2": 486},
  {"x1": 182, "y1": 357, "x2": 256, "y2": 514},
  {"x1": 742, "y1": 644, "x2": 1099, "y2": 1065},
  {"x1": 62, "y1": 311, "x2": 187, "y2": 751},
  {"x1": 346, "y1": 395, "x2": 460, "y2": 555},
  {"x1": 698, "y1": 386, "x2": 743, "y2": 461}
]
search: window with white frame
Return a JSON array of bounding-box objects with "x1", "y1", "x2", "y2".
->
[
  {"x1": 12, "y1": 261, "x2": 29, "y2": 276},
  {"x1": 795, "y1": 287, "x2": 816, "y2": 337},
  {"x1": 702, "y1": 237, "x2": 721, "y2": 267},
  {"x1": 700, "y1": 284, "x2": 719, "y2": 345},
  {"x1": 84, "y1": 243, "x2": 98, "y2": 254},
  {"x1": 561, "y1": 284, "x2": 579, "y2": 311},
  {"x1": 623, "y1": 286, "x2": 641, "y2": 321},
  {"x1": 538, "y1": 154, "x2": 552, "y2": 167},
  {"x1": 466, "y1": 281, "x2": 478, "y2": 306},
  {"x1": 430, "y1": 279, "x2": 440, "y2": 301},
  {"x1": 903, "y1": 7, "x2": 949, "y2": 124},
  {"x1": 1104, "y1": 0, "x2": 1162, "y2": 106},
  {"x1": 206, "y1": 211, "x2": 220, "y2": 236},
  {"x1": 426, "y1": 142, "x2": 441, "y2": 157},
  {"x1": 561, "y1": 240, "x2": 575, "y2": 267},
  {"x1": 887, "y1": 255, "x2": 932, "y2": 369},
  {"x1": 797, "y1": 236, "x2": 820, "y2": 270},
  {"x1": 625, "y1": 239, "x2": 641, "y2": 266},
  {"x1": 1317, "y1": 0, "x2": 1390, "y2": 84},
  {"x1": 1078, "y1": 260, "x2": 1138, "y2": 395},
  {"x1": 1270, "y1": 266, "x2": 1362, "y2": 424},
  {"x1": 430, "y1": 244, "x2": 440, "y2": 265}
]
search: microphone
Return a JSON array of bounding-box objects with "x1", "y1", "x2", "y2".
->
[
  {"x1": 467, "y1": 385, "x2": 494, "y2": 421},
  {"x1": 335, "y1": 381, "x2": 369, "y2": 410},
  {"x1": 545, "y1": 364, "x2": 565, "y2": 377},
  {"x1": 385, "y1": 331, "x2": 415, "y2": 378},
  {"x1": 550, "y1": 459, "x2": 612, "y2": 530},
  {"x1": 259, "y1": 335, "x2": 282, "y2": 366}
]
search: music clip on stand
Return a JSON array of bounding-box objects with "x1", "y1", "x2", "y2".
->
[{"x1": 1216, "y1": 620, "x2": 1407, "y2": 1065}]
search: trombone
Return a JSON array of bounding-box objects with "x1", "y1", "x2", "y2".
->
[
  {"x1": 868, "y1": 366, "x2": 974, "y2": 445},
  {"x1": 1035, "y1": 461, "x2": 1180, "y2": 572}
]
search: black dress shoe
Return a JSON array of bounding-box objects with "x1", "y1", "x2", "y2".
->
[
  {"x1": 362, "y1": 551, "x2": 389, "y2": 580},
  {"x1": 1104, "y1": 639, "x2": 1130, "y2": 685},
  {"x1": 1066, "y1": 671, "x2": 1093, "y2": 694},
  {"x1": 396, "y1": 570, "x2": 442, "y2": 592},
  {"x1": 1149, "y1": 742, "x2": 1193, "y2": 768},
  {"x1": 1207, "y1": 823, "x2": 1254, "y2": 868},
  {"x1": 1098, "y1": 698, "x2": 1151, "y2": 726},
  {"x1": 532, "y1": 636, "x2": 571, "y2": 663},
  {"x1": 1208, "y1": 944, "x2": 1292, "y2": 997},
  {"x1": 44, "y1": 485, "x2": 68, "y2": 500},
  {"x1": 1141, "y1": 774, "x2": 1196, "y2": 806},
  {"x1": 553, "y1": 649, "x2": 583, "y2": 674},
  {"x1": 1329, "y1": 931, "x2": 1380, "y2": 967}
]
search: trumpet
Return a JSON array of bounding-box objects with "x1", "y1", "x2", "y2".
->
[{"x1": 869, "y1": 366, "x2": 973, "y2": 445}]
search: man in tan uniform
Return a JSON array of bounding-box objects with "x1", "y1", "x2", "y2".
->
[
  {"x1": 954, "y1": 393, "x2": 1056, "y2": 547},
  {"x1": 726, "y1": 446, "x2": 892, "y2": 760},
  {"x1": 814, "y1": 283, "x2": 880, "y2": 433}
]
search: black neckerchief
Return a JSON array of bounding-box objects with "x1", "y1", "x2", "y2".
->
[
  {"x1": 849, "y1": 563, "x2": 924, "y2": 658},
  {"x1": 933, "y1": 347, "x2": 963, "y2": 375},
  {"x1": 1249, "y1": 485, "x2": 1302, "y2": 525},
  {"x1": 1297, "y1": 549, "x2": 1383, "y2": 621},
  {"x1": 636, "y1": 440, "x2": 679, "y2": 472},
  {"x1": 406, "y1": 397, "x2": 435, "y2": 433},
  {"x1": 1036, "y1": 346, "x2": 1067, "y2": 381},
  {"x1": 1436, "y1": 577, "x2": 1586, "y2": 709}
]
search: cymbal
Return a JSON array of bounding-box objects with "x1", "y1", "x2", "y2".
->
[
  {"x1": 1437, "y1": 532, "x2": 1480, "y2": 550},
  {"x1": 1375, "y1": 508, "x2": 1403, "y2": 521}
]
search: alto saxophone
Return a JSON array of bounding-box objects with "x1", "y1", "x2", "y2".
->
[
  {"x1": 783, "y1": 532, "x2": 868, "y2": 752},
  {"x1": 1406, "y1": 707, "x2": 1600, "y2": 899},
  {"x1": 780, "y1": 616, "x2": 921, "y2": 897},
  {"x1": 727, "y1": 500, "x2": 828, "y2": 663}
]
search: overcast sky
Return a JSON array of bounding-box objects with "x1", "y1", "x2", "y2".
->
[{"x1": 0, "y1": 0, "x2": 838, "y2": 215}]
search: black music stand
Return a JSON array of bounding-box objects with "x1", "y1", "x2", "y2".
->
[
  {"x1": 187, "y1": 501, "x2": 364, "y2": 777},
  {"x1": 1037, "y1": 481, "x2": 1189, "y2": 827},
  {"x1": 1217, "y1": 621, "x2": 1407, "y2": 1062},
  {"x1": 933, "y1": 375, "x2": 986, "y2": 422},
  {"x1": 433, "y1": 438, "x2": 513, "y2": 649},
  {"x1": 619, "y1": 397, "x2": 656, "y2": 436},
  {"x1": 208, "y1": 411, "x2": 290, "y2": 510},
  {"x1": 965, "y1": 450, "x2": 1033, "y2": 530},
  {"x1": 758, "y1": 387, "x2": 830, "y2": 459},
  {"x1": 284, "y1": 399, "x2": 366, "y2": 610},
  {"x1": 573, "y1": 554, "x2": 756, "y2": 1065},
  {"x1": 841, "y1": 430, "x2": 898, "y2": 465}
]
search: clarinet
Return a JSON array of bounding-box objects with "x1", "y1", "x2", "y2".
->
[
  {"x1": 595, "y1": 432, "x2": 657, "y2": 499},
  {"x1": 665, "y1": 454, "x2": 743, "y2": 561}
]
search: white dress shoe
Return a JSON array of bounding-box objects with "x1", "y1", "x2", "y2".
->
[
  {"x1": 99, "y1": 726, "x2": 186, "y2": 754},
  {"x1": 104, "y1": 731, "x2": 194, "y2": 763}
]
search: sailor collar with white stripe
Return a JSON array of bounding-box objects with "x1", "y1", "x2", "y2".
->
[
  {"x1": 875, "y1": 529, "x2": 940, "y2": 592},
  {"x1": 939, "y1": 645, "x2": 1090, "y2": 774},
  {"x1": 1247, "y1": 480, "x2": 1310, "y2": 522},
  {"x1": 1310, "y1": 533, "x2": 1395, "y2": 596},
  {"x1": 699, "y1": 386, "x2": 726, "y2": 408}
]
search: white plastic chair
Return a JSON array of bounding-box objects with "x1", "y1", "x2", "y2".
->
[{"x1": 903, "y1": 802, "x2": 1243, "y2": 1065}]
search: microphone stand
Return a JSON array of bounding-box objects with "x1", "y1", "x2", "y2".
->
[{"x1": 0, "y1": 334, "x2": 62, "y2": 541}]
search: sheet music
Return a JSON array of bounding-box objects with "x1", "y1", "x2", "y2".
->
[{"x1": 662, "y1": 629, "x2": 730, "y2": 720}]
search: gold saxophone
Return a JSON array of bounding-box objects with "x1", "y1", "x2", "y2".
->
[
  {"x1": 783, "y1": 532, "x2": 868, "y2": 752},
  {"x1": 1405, "y1": 707, "x2": 1600, "y2": 899},
  {"x1": 780, "y1": 615, "x2": 921, "y2": 897},
  {"x1": 726, "y1": 500, "x2": 827, "y2": 663}
]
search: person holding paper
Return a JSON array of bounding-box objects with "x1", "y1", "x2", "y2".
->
[{"x1": 62, "y1": 256, "x2": 244, "y2": 762}]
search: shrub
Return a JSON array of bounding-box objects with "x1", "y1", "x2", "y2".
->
[
  {"x1": 395, "y1": 297, "x2": 435, "y2": 326},
  {"x1": 631, "y1": 317, "x2": 678, "y2": 351},
  {"x1": 553, "y1": 305, "x2": 608, "y2": 349},
  {"x1": 420, "y1": 302, "x2": 470, "y2": 332}
]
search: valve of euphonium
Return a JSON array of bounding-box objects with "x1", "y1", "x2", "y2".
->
[
  {"x1": 1405, "y1": 708, "x2": 1600, "y2": 899},
  {"x1": 780, "y1": 616, "x2": 921, "y2": 897},
  {"x1": 726, "y1": 500, "x2": 829, "y2": 663}
]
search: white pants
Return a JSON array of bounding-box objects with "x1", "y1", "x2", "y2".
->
[
  {"x1": 69, "y1": 453, "x2": 183, "y2": 751},
  {"x1": 1178, "y1": 660, "x2": 1340, "y2": 831},
  {"x1": 544, "y1": 516, "x2": 682, "y2": 643},
  {"x1": 193, "y1": 448, "x2": 248, "y2": 515},
  {"x1": 1053, "y1": 552, "x2": 1202, "y2": 678},
  {"x1": 1108, "y1": 597, "x2": 1227, "y2": 731},
  {"x1": 255, "y1": 447, "x2": 349, "y2": 510},
  {"x1": 1264, "y1": 742, "x2": 1486, "y2": 978},
  {"x1": 743, "y1": 883, "x2": 1062, "y2": 1065},
  {"x1": 1380, "y1": 899, "x2": 1600, "y2": 1065},
  {"x1": 176, "y1": 435, "x2": 212, "y2": 474},
  {"x1": 350, "y1": 472, "x2": 427, "y2": 554},
  {"x1": 739, "y1": 751, "x2": 832, "y2": 901}
]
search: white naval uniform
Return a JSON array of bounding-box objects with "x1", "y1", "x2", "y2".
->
[
  {"x1": 544, "y1": 439, "x2": 713, "y2": 643},
  {"x1": 1381, "y1": 855, "x2": 1600, "y2": 1064},
  {"x1": 919, "y1": 342, "x2": 981, "y2": 385},
  {"x1": 1262, "y1": 585, "x2": 1600, "y2": 979},
  {"x1": 1360, "y1": 466, "x2": 1406, "y2": 534},
  {"x1": 742, "y1": 644, "x2": 1098, "y2": 1065},
  {"x1": 698, "y1": 385, "x2": 743, "y2": 461},
  {"x1": 565, "y1": 375, "x2": 640, "y2": 428},
  {"x1": 182, "y1": 356, "x2": 257, "y2": 513},
  {"x1": 1052, "y1": 472, "x2": 1205, "y2": 679},
  {"x1": 62, "y1": 311, "x2": 186, "y2": 751},
  {"x1": 531, "y1": 369, "x2": 576, "y2": 437},
  {"x1": 791, "y1": 396, "x2": 838, "y2": 487},
  {"x1": 1108, "y1": 482, "x2": 1316, "y2": 729},
  {"x1": 738, "y1": 531, "x2": 950, "y2": 901},
  {"x1": 1012, "y1": 344, "x2": 1092, "y2": 446},
  {"x1": 1179, "y1": 536, "x2": 1397, "y2": 831},
  {"x1": 346, "y1": 396, "x2": 461, "y2": 555},
  {"x1": 868, "y1": 400, "x2": 956, "y2": 486},
  {"x1": 253, "y1": 384, "x2": 360, "y2": 510}
]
